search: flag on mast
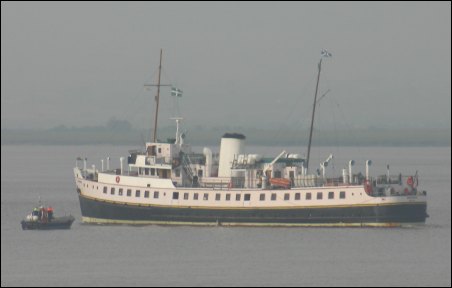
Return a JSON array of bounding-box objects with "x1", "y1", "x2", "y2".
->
[
  {"x1": 171, "y1": 87, "x2": 183, "y2": 97},
  {"x1": 321, "y1": 49, "x2": 332, "y2": 58}
]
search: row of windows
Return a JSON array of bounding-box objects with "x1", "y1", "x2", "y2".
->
[
  {"x1": 101, "y1": 186, "x2": 347, "y2": 201},
  {"x1": 259, "y1": 191, "x2": 346, "y2": 201}
]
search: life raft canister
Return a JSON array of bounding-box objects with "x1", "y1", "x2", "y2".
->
[{"x1": 115, "y1": 176, "x2": 120, "y2": 183}]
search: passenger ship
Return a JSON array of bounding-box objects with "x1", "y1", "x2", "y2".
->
[{"x1": 74, "y1": 50, "x2": 428, "y2": 227}]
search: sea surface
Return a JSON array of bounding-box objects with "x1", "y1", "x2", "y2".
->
[{"x1": 1, "y1": 145, "x2": 451, "y2": 287}]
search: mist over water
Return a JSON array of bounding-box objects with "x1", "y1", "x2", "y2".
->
[{"x1": 1, "y1": 145, "x2": 451, "y2": 286}]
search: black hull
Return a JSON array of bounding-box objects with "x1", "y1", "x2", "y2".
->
[
  {"x1": 79, "y1": 195, "x2": 427, "y2": 227},
  {"x1": 21, "y1": 216, "x2": 75, "y2": 230}
]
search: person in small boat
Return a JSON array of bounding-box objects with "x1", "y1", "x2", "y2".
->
[{"x1": 47, "y1": 207, "x2": 53, "y2": 221}]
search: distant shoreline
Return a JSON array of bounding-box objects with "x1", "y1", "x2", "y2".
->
[{"x1": 2, "y1": 127, "x2": 450, "y2": 146}]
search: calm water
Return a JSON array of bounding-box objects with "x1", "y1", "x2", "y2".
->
[{"x1": 1, "y1": 145, "x2": 451, "y2": 287}]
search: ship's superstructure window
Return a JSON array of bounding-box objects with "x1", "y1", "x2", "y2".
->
[
  {"x1": 184, "y1": 193, "x2": 189, "y2": 200},
  {"x1": 194, "y1": 193, "x2": 199, "y2": 200},
  {"x1": 244, "y1": 194, "x2": 251, "y2": 201},
  {"x1": 226, "y1": 194, "x2": 231, "y2": 201},
  {"x1": 145, "y1": 191, "x2": 150, "y2": 198},
  {"x1": 111, "y1": 188, "x2": 115, "y2": 195},
  {"x1": 260, "y1": 194, "x2": 266, "y2": 201},
  {"x1": 340, "y1": 191, "x2": 346, "y2": 199},
  {"x1": 154, "y1": 191, "x2": 159, "y2": 199},
  {"x1": 203, "y1": 193, "x2": 209, "y2": 201},
  {"x1": 173, "y1": 192, "x2": 179, "y2": 200},
  {"x1": 317, "y1": 192, "x2": 323, "y2": 200},
  {"x1": 236, "y1": 194, "x2": 241, "y2": 201},
  {"x1": 103, "y1": 187, "x2": 107, "y2": 194},
  {"x1": 119, "y1": 188, "x2": 123, "y2": 196},
  {"x1": 295, "y1": 193, "x2": 301, "y2": 200},
  {"x1": 271, "y1": 193, "x2": 277, "y2": 201},
  {"x1": 215, "y1": 194, "x2": 221, "y2": 201},
  {"x1": 306, "y1": 193, "x2": 312, "y2": 200},
  {"x1": 151, "y1": 168, "x2": 155, "y2": 176},
  {"x1": 284, "y1": 193, "x2": 290, "y2": 201},
  {"x1": 175, "y1": 169, "x2": 180, "y2": 177},
  {"x1": 136, "y1": 190, "x2": 141, "y2": 198},
  {"x1": 328, "y1": 192, "x2": 334, "y2": 199},
  {"x1": 127, "y1": 189, "x2": 132, "y2": 197}
]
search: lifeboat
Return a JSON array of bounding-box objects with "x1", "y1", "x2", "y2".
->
[{"x1": 269, "y1": 178, "x2": 291, "y2": 188}]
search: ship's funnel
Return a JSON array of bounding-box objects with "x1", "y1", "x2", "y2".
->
[{"x1": 218, "y1": 133, "x2": 245, "y2": 177}]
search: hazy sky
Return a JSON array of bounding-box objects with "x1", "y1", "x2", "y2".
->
[{"x1": 2, "y1": 2, "x2": 451, "y2": 130}]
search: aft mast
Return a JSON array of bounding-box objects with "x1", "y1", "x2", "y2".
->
[{"x1": 305, "y1": 49, "x2": 331, "y2": 173}]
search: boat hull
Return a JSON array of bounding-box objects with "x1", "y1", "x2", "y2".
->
[
  {"x1": 78, "y1": 194, "x2": 427, "y2": 227},
  {"x1": 21, "y1": 216, "x2": 75, "y2": 230}
]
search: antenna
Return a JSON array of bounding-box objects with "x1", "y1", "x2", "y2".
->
[{"x1": 170, "y1": 117, "x2": 184, "y2": 145}]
